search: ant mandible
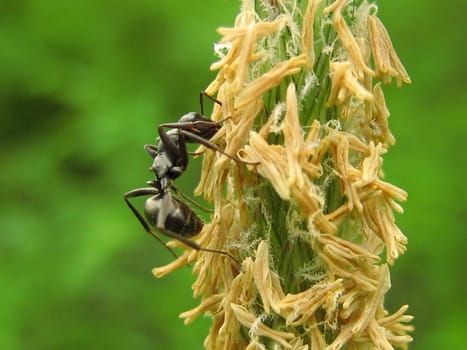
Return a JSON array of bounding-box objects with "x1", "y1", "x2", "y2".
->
[{"x1": 124, "y1": 92, "x2": 252, "y2": 266}]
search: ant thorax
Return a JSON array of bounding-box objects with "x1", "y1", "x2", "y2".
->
[
  {"x1": 151, "y1": 151, "x2": 184, "y2": 182},
  {"x1": 178, "y1": 111, "x2": 202, "y2": 123}
]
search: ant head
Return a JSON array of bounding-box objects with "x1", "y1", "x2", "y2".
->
[
  {"x1": 179, "y1": 112, "x2": 203, "y2": 123},
  {"x1": 178, "y1": 112, "x2": 222, "y2": 141}
]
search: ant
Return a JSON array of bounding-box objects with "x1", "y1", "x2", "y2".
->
[{"x1": 124, "y1": 92, "x2": 253, "y2": 266}]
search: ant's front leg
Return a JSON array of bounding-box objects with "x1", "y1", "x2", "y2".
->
[
  {"x1": 199, "y1": 90, "x2": 222, "y2": 116},
  {"x1": 179, "y1": 130, "x2": 259, "y2": 165},
  {"x1": 160, "y1": 117, "x2": 221, "y2": 141}
]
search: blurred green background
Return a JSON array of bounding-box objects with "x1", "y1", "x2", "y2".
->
[{"x1": 0, "y1": 0, "x2": 465, "y2": 349}]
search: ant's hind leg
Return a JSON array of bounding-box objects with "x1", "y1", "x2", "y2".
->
[
  {"x1": 154, "y1": 193, "x2": 240, "y2": 267},
  {"x1": 124, "y1": 188, "x2": 178, "y2": 259},
  {"x1": 170, "y1": 184, "x2": 214, "y2": 213},
  {"x1": 156, "y1": 225, "x2": 241, "y2": 268}
]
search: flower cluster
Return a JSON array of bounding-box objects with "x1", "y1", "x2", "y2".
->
[{"x1": 154, "y1": 0, "x2": 413, "y2": 349}]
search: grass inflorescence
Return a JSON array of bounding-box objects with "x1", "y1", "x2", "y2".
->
[{"x1": 154, "y1": 1, "x2": 413, "y2": 349}]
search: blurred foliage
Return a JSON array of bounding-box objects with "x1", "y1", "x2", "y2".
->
[{"x1": 0, "y1": 0, "x2": 465, "y2": 349}]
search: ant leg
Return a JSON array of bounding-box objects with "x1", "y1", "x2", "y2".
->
[
  {"x1": 155, "y1": 222, "x2": 241, "y2": 267},
  {"x1": 170, "y1": 184, "x2": 214, "y2": 213},
  {"x1": 124, "y1": 188, "x2": 178, "y2": 259},
  {"x1": 188, "y1": 150, "x2": 204, "y2": 156},
  {"x1": 212, "y1": 115, "x2": 232, "y2": 124},
  {"x1": 160, "y1": 117, "x2": 232, "y2": 146},
  {"x1": 160, "y1": 118, "x2": 220, "y2": 141},
  {"x1": 179, "y1": 130, "x2": 259, "y2": 165},
  {"x1": 200, "y1": 91, "x2": 222, "y2": 116},
  {"x1": 126, "y1": 189, "x2": 240, "y2": 266},
  {"x1": 157, "y1": 125, "x2": 189, "y2": 171},
  {"x1": 155, "y1": 193, "x2": 240, "y2": 266},
  {"x1": 144, "y1": 144, "x2": 159, "y2": 159},
  {"x1": 160, "y1": 117, "x2": 230, "y2": 133}
]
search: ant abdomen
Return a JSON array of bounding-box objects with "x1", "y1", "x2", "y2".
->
[{"x1": 144, "y1": 194, "x2": 203, "y2": 238}]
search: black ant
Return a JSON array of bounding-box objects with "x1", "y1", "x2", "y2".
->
[{"x1": 124, "y1": 92, "x2": 252, "y2": 266}]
